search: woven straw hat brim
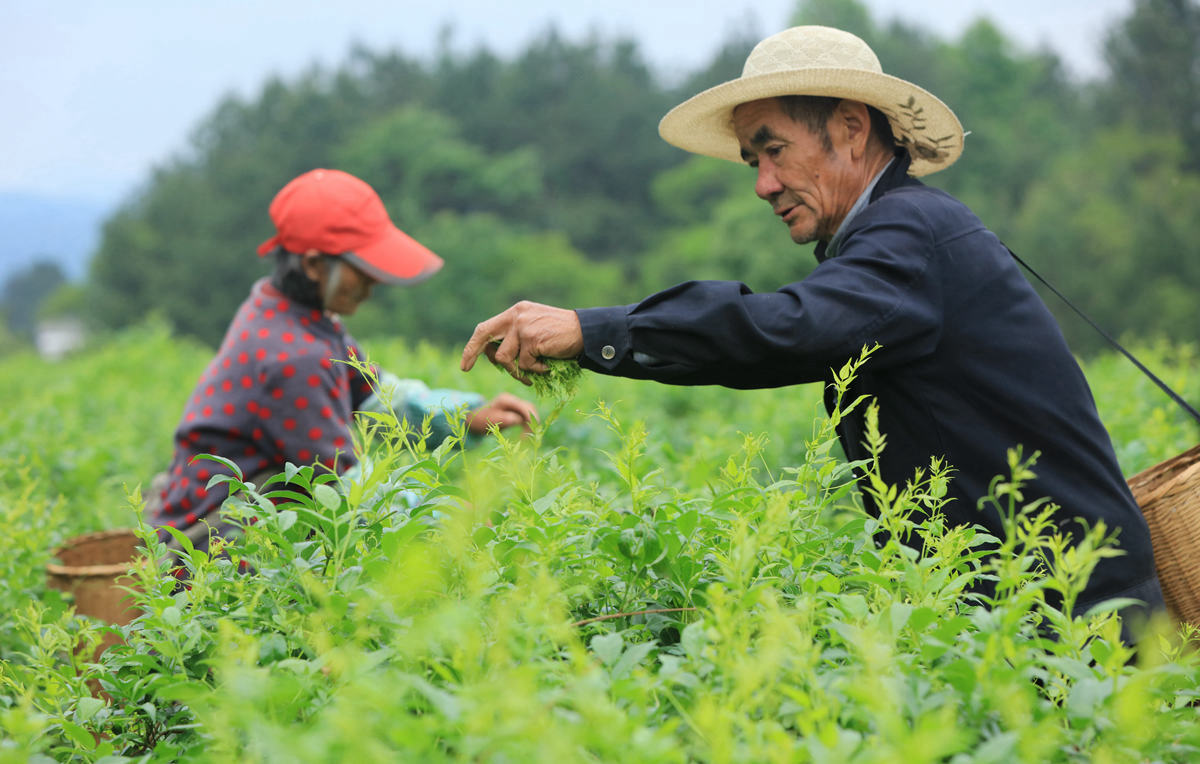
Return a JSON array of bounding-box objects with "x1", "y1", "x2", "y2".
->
[{"x1": 659, "y1": 67, "x2": 964, "y2": 177}]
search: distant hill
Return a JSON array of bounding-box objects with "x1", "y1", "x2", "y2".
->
[{"x1": 0, "y1": 192, "x2": 116, "y2": 283}]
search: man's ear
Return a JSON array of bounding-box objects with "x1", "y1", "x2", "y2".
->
[{"x1": 833, "y1": 99, "x2": 871, "y2": 158}]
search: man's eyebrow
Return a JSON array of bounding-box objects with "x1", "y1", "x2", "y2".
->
[{"x1": 739, "y1": 125, "x2": 780, "y2": 162}]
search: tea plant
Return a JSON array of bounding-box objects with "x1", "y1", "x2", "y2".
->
[
  {"x1": 1083, "y1": 339, "x2": 1200, "y2": 474},
  {"x1": 526, "y1": 357, "x2": 585, "y2": 401},
  {"x1": 2, "y1": 326, "x2": 1199, "y2": 762}
]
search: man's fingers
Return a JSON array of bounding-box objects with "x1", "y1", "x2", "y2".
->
[
  {"x1": 486, "y1": 328, "x2": 540, "y2": 386},
  {"x1": 493, "y1": 349, "x2": 533, "y2": 386},
  {"x1": 485, "y1": 342, "x2": 527, "y2": 383},
  {"x1": 490, "y1": 333, "x2": 520, "y2": 372},
  {"x1": 518, "y1": 341, "x2": 548, "y2": 375},
  {"x1": 462, "y1": 316, "x2": 505, "y2": 371},
  {"x1": 463, "y1": 301, "x2": 581, "y2": 381}
]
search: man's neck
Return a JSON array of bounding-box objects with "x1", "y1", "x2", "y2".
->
[
  {"x1": 821, "y1": 151, "x2": 897, "y2": 258},
  {"x1": 824, "y1": 147, "x2": 898, "y2": 241}
]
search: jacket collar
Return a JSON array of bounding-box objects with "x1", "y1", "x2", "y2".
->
[
  {"x1": 815, "y1": 149, "x2": 918, "y2": 262},
  {"x1": 870, "y1": 149, "x2": 918, "y2": 202}
]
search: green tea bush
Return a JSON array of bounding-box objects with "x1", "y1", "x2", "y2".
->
[
  {"x1": 1082, "y1": 339, "x2": 1200, "y2": 475},
  {"x1": 0, "y1": 321, "x2": 205, "y2": 663},
  {"x1": 1, "y1": 327, "x2": 1199, "y2": 762}
]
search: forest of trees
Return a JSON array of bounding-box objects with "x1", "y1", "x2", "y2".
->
[{"x1": 9, "y1": 0, "x2": 1198, "y2": 356}]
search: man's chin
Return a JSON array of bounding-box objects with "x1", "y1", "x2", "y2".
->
[{"x1": 788, "y1": 229, "x2": 819, "y2": 245}]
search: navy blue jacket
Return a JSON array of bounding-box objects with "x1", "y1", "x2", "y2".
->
[{"x1": 576, "y1": 154, "x2": 1161, "y2": 615}]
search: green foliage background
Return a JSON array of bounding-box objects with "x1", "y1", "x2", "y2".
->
[
  {"x1": 23, "y1": 0, "x2": 1187, "y2": 358},
  {"x1": 3, "y1": 0, "x2": 1200, "y2": 758}
]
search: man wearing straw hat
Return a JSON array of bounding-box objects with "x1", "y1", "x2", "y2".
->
[{"x1": 460, "y1": 26, "x2": 1164, "y2": 640}]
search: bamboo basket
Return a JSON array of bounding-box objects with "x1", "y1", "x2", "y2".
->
[
  {"x1": 1127, "y1": 444, "x2": 1200, "y2": 626},
  {"x1": 46, "y1": 528, "x2": 143, "y2": 625}
]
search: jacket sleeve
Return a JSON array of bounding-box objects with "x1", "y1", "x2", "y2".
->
[
  {"x1": 359, "y1": 370, "x2": 485, "y2": 447},
  {"x1": 576, "y1": 194, "x2": 945, "y2": 388}
]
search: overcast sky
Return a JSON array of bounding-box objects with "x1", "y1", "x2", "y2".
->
[{"x1": 5, "y1": 0, "x2": 1133, "y2": 205}]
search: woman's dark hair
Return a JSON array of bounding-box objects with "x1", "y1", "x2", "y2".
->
[{"x1": 270, "y1": 249, "x2": 324, "y2": 309}]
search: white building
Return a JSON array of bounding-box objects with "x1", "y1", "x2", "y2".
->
[{"x1": 35, "y1": 317, "x2": 87, "y2": 359}]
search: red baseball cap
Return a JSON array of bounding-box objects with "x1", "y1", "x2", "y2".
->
[{"x1": 256, "y1": 168, "x2": 443, "y2": 284}]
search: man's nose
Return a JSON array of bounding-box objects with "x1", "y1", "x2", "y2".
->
[{"x1": 755, "y1": 163, "x2": 783, "y2": 200}]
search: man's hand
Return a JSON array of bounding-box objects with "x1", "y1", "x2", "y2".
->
[
  {"x1": 466, "y1": 392, "x2": 539, "y2": 434},
  {"x1": 461, "y1": 301, "x2": 584, "y2": 383}
]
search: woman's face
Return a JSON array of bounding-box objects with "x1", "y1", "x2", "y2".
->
[{"x1": 301, "y1": 253, "x2": 377, "y2": 316}]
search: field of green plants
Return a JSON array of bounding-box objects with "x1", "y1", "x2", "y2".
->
[{"x1": 2, "y1": 321, "x2": 1199, "y2": 762}]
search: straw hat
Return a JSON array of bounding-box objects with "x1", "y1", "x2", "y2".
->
[{"x1": 659, "y1": 26, "x2": 963, "y2": 177}]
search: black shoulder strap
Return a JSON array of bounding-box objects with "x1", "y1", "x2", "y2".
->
[{"x1": 1006, "y1": 245, "x2": 1200, "y2": 426}]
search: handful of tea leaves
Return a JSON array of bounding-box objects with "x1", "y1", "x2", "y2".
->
[
  {"x1": 499, "y1": 358, "x2": 583, "y2": 401},
  {"x1": 531, "y1": 358, "x2": 583, "y2": 400}
]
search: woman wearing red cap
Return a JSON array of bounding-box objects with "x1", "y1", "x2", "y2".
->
[{"x1": 147, "y1": 169, "x2": 536, "y2": 553}]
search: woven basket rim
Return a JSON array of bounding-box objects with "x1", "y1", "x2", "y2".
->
[
  {"x1": 46, "y1": 562, "x2": 138, "y2": 578},
  {"x1": 47, "y1": 528, "x2": 143, "y2": 577},
  {"x1": 1128, "y1": 443, "x2": 1200, "y2": 486}
]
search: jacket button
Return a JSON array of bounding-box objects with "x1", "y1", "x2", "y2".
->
[{"x1": 601, "y1": 345, "x2": 616, "y2": 360}]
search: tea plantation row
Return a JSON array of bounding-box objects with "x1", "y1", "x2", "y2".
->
[{"x1": 1, "y1": 322, "x2": 1198, "y2": 762}]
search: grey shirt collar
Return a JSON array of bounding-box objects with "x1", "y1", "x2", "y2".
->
[{"x1": 824, "y1": 158, "x2": 894, "y2": 259}]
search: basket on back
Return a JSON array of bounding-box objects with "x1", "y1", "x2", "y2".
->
[{"x1": 1127, "y1": 444, "x2": 1200, "y2": 627}]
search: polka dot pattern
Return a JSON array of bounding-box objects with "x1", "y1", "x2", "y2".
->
[{"x1": 149, "y1": 278, "x2": 371, "y2": 542}]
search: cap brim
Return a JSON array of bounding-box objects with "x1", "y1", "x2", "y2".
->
[
  {"x1": 342, "y1": 225, "x2": 444, "y2": 285},
  {"x1": 256, "y1": 234, "x2": 281, "y2": 256}
]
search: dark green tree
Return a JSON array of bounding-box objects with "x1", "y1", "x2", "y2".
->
[
  {"x1": 1099, "y1": 0, "x2": 1200, "y2": 171},
  {"x1": 639, "y1": 156, "x2": 812, "y2": 294},
  {"x1": 1011, "y1": 127, "x2": 1200, "y2": 353},
  {"x1": 422, "y1": 29, "x2": 683, "y2": 261},
  {"x1": 334, "y1": 105, "x2": 543, "y2": 226},
  {"x1": 350, "y1": 212, "x2": 624, "y2": 345},
  {"x1": 1, "y1": 260, "x2": 67, "y2": 340},
  {"x1": 86, "y1": 33, "x2": 686, "y2": 346},
  {"x1": 78, "y1": 0, "x2": 1195, "y2": 362},
  {"x1": 88, "y1": 62, "x2": 422, "y2": 344},
  {"x1": 789, "y1": 0, "x2": 876, "y2": 37}
]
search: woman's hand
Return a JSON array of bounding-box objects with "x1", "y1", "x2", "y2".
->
[{"x1": 466, "y1": 392, "x2": 539, "y2": 434}]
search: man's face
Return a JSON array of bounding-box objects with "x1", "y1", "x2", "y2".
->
[{"x1": 732, "y1": 98, "x2": 858, "y2": 245}]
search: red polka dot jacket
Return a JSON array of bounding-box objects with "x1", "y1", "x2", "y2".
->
[{"x1": 149, "y1": 277, "x2": 481, "y2": 547}]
